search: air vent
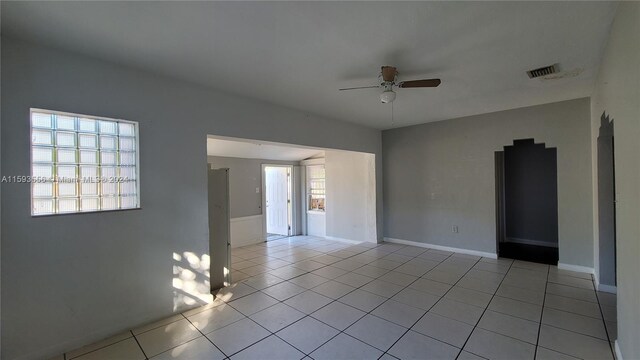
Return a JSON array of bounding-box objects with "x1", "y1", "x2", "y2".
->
[{"x1": 527, "y1": 64, "x2": 557, "y2": 79}]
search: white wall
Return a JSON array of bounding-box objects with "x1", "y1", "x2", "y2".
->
[
  {"x1": 229, "y1": 215, "x2": 263, "y2": 248},
  {"x1": 325, "y1": 150, "x2": 377, "y2": 242},
  {"x1": 307, "y1": 213, "x2": 326, "y2": 237},
  {"x1": 589, "y1": 3, "x2": 640, "y2": 359},
  {"x1": 383, "y1": 98, "x2": 593, "y2": 265},
  {"x1": 0, "y1": 38, "x2": 382, "y2": 360}
]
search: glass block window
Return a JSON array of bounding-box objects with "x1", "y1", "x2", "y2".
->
[
  {"x1": 30, "y1": 109, "x2": 140, "y2": 216},
  {"x1": 307, "y1": 165, "x2": 325, "y2": 212}
]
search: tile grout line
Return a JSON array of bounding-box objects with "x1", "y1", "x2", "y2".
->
[
  {"x1": 63, "y1": 332, "x2": 140, "y2": 360},
  {"x1": 185, "y1": 307, "x2": 278, "y2": 359},
  {"x1": 376, "y1": 252, "x2": 464, "y2": 357},
  {"x1": 264, "y1": 242, "x2": 432, "y2": 357},
  {"x1": 378, "y1": 253, "x2": 487, "y2": 359},
  {"x1": 180, "y1": 311, "x2": 232, "y2": 358},
  {"x1": 540, "y1": 323, "x2": 613, "y2": 342},
  {"x1": 308, "y1": 247, "x2": 536, "y2": 358},
  {"x1": 235, "y1": 242, "x2": 453, "y2": 357},
  {"x1": 222, "y1": 240, "x2": 397, "y2": 357},
  {"x1": 196, "y1": 240, "x2": 326, "y2": 360},
  {"x1": 520, "y1": 266, "x2": 612, "y2": 359},
  {"x1": 224, "y1": 243, "x2": 355, "y2": 323},
  {"x1": 236, "y1": 239, "x2": 610, "y2": 359},
  {"x1": 131, "y1": 329, "x2": 149, "y2": 360},
  {"x1": 592, "y1": 275, "x2": 617, "y2": 359},
  {"x1": 486, "y1": 295, "x2": 542, "y2": 322},
  {"x1": 542, "y1": 298, "x2": 612, "y2": 320},
  {"x1": 293, "y1": 245, "x2": 458, "y2": 357},
  {"x1": 529, "y1": 272, "x2": 615, "y2": 360},
  {"x1": 69, "y1": 237, "x2": 599, "y2": 360},
  {"x1": 532, "y1": 263, "x2": 551, "y2": 360},
  {"x1": 319, "y1": 248, "x2": 459, "y2": 356},
  {"x1": 76, "y1": 237, "x2": 597, "y2": 360},
  {"x1": 498, "y1": 273, "x2": 605, "y2": 313},
  {"x1": 61, "y1": 238, "x2": 358, "y2": 360},
  {"x1": 207, "y1": 238, "x2": 606, "y2": 359},
  {"x1": 546, "y1": 278, "x2": 604, "y2": 291},
  {"x1": 452, "y1": 258, "x2": 516, "y2": 359}
]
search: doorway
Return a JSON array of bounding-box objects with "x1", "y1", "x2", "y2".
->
[
  {"x1": 263, "y1": 165, "x2": 292, "y2": 240},
  {"x1": 496, "y1": 139, "x2": 559, "y2": 264},
  {"x1": 207, "y1": 135, "x2": 378, "y2": 245},
  {"x1": 597, "y1": 113, "x2": 616, "y2": 289}
]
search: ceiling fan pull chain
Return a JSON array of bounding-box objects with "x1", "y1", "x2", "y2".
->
[{"x1": 391, "y1": 101, "x2": 395, "y2": 127}]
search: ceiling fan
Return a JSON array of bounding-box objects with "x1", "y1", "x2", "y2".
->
[{"x1": 339, "y1": 66, "x2": 441, "y2": 103}]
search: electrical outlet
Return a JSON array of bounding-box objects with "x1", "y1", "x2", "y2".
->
[{"x1": 452, "y1": 225, "x2": 459, "y2": 233}]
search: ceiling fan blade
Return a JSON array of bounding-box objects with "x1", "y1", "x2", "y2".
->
[
  {"x1": 398, "y1": 79, "x2": 441, "y2": 88},
  {"x1": 339, "y1": 85, "x2": 379, "y2": 91}
]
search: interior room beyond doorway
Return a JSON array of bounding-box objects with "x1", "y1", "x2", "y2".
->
[{"x1": 207, "y1": 135, "x2": 377, "y2": 250}]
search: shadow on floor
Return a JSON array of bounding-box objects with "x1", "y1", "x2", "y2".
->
[{"x1": 499, "y1": 242, "x2": 558, "y2": 265}]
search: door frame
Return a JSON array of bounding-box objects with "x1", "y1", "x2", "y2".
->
[
  {"x1": 495, "y1": 151, "x2": 506, "y2": 256},
  {"x1": 261, "y1": 164, "x2": 295, "y2": 240},
  {"x1": 208, "y1": 166, "x2": 231, "y2": 290}
]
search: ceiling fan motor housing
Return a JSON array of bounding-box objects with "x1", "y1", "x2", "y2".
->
[{"x1": 381, "y1": 66, "x2": 398, "y2": 82}]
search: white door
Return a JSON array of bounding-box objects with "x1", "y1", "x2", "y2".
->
[{"x1": 265, "y1": 167, "x2": 289, "y2": 236}]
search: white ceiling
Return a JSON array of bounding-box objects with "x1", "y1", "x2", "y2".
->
[
  {"x1": 1, "y1": 2, "x2": 617, "y2": 129},
  {"x1": 207, "y1": 137, "x2": 324, "y2": 162}
]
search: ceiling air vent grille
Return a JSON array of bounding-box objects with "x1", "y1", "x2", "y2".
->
[{"x1": 527, "y1": 64, "x2": 557, "y2": 79}]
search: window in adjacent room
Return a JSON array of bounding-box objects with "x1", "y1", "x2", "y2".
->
[
  {"x1": 307, "y1": 165, "x2": 325, "y2": 212},
  {"x1": 30, "y1": 109, "x2": 140, "y2": 215}
]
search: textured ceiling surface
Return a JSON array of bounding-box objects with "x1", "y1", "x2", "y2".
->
[{"x1": 1, "y1": 2, "x2": 617, "y2": 129}]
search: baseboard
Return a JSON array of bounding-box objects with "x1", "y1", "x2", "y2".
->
[
  {"x1": 598, "y1": 283, "x2": 617, "y2": 294},
  {"x1": 594, "y1": 275, "x2": 618, "y2": 294},
  {"x1": 615, "y1": 340, "x2": 623, "y2": 360},
  {"x1": 557, "y1": 263, "x2": 595, "y2": 275},
  {"x1": 384, "y1": 237, "x2": 497, "y2": 259},
  {"x1": 230, "y1": 214, "x2": 263, "y2": 223},
  {"x1": 324, "y1": 235, "x2": 363, "y2": 244},
  {"x1": 230, "y1": 215, "x2": 264, "y2": 248}
]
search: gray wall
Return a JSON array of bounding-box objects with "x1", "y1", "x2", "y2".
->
[
  {"x1": 0, "y1": 38, "x2": 382, "y2": 360},
  {"x1": 207, "y1": 156, "x2": 299, "y2": 218},
  {"x1": 383, "y1": 98, "x2": 593, "y2": 264},
  {"x1": 590, "y1": 3, "x2": 640, "y2": 358}
]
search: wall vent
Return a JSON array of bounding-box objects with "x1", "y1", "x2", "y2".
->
[{"x1": 527, "y1": 64, "x2": 557, "y2": 79}]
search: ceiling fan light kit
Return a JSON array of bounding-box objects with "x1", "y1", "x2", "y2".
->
[
  {"x1": 339, "y1": 65, "x2": 441, "y2": 104},
  {"x1": 380, "y1": 83, "x2": 397, "y2": 103},
  {"x1": 379, "y1": 89, "x2": 396, "y2": 104}
]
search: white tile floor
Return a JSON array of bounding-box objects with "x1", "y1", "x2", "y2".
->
[{"x1": 58, "y1": 236, "x2": 617, "y2": 360}]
